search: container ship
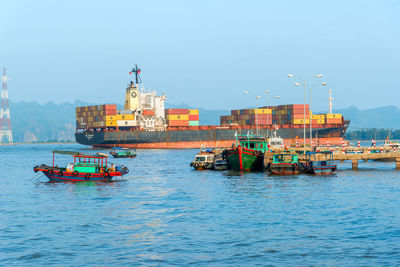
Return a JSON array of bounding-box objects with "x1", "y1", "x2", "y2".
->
[{"x1": 75, "y1": 66, "x2": 349, "y2": 148}]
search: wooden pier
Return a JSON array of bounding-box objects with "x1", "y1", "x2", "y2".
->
[{"x1": 264, "y1": 146, "x2": 400, "y2": 170}]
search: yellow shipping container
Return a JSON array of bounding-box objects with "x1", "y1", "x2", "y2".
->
[
  {"x1": 188, "y1": 109, "x2": 199, "y2": 115},
  {"x1": 116, "y1": 114, "x2": 135, "y2": 120},
  {"x1": 316, "y1": 119, "x2": 325, "y2": 124},
  {"x1": 311, "y1": 114, "x2": 325, "y2": 120},
  {"x1": 249, "y1": 108, "x2": 272, "y2": 115},
  {"x1": 106, "y1": 115, "x2": 117, "y2": 121},
  {"x1": 293, "y1": 119, "x2": 310, "y2": 124},
  {"x1": 106, "y1": 121, "x2": 117, "y2": 127},
  {"x1": 167, "y1": 114, "x2": 189, "y2": 121},
  {"x1": 326, "y1": 113, "x2": 342, "y2": 119}
]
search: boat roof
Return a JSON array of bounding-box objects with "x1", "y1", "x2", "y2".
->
[
  {"x1": 273, "y1": 152, "x2": 298, "y2": 156},
  {"x1": 306, "y1": 151, "x2": 333, "y2": 155},
  {"x1": 52, "y1": 150, "x2": 108, "y2": 158}
]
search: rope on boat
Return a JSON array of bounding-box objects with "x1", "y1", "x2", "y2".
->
[{"x1": 29, "y1": 172, "x2": 44, "y2": 182}]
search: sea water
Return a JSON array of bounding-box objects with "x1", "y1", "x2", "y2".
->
[{"x1": 0, "y1": 144, "x2": 399, "y2": 266}]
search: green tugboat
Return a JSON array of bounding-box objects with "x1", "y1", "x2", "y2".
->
[{"x1": 226, "y1": 134, "x2": 268, "y2": 171}]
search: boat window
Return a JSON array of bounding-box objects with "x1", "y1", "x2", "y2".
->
[
  {"x1": 195, "y1": 156, "x2": 206, "y2": 162},
  {"x1": 249, "y1": 143, "x2": 255, "y2": 149},
  {"x1": 260, "y1": 143, "x2": 263, "y2": 149}
]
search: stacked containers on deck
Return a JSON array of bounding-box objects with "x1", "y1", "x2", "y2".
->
[
  {"x1": 115, "y1": 113, "x2": 137, "y2": 127},
  {"x1": 326, "y1": 113, "x2": 342, "y2": 124},
  {"x1": 165, "y1": 109, "x2": 189, "y2": 127},
  {"x1": 219, "y1": 108, "x2": 272, "y2": 126},
  {"x1": 290, "y1": 104, "x2": 310, "y2": 125},
  {"x1": 76, "y1": 104, "x2": 117, "y2": 128},
  {"x1": 248, "y1": 108, "x2": 272, "y2": 125},
  {"x1": 188, "y1": 109, "x2": 199, "y2": 126},
  {"x1": 311, "y1": 114, "x2": 326, "y2": 125}
]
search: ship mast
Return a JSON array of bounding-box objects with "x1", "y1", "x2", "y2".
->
[
  {"x1": 129, "y1": 65, "x2": 142, "y2": 85},
  {"x1": 328, "y1": 88, "x2": 333, "y2": 114}
]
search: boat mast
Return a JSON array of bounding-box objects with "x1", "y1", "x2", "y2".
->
[{"x1": 328, "y1": 89, "x2": 333, "y2": 114}]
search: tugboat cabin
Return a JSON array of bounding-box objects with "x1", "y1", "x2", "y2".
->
[
  {"x1": 237, "y1": 135, "x2": 268, "y2": 153},
  {"x1": 272, "y1": 153, "x2": 298, "y2": 164}
]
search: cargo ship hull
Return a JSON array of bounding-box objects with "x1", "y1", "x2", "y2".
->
[{"x1": 75, "y1": 125, "x2": 348, "y2": 149}]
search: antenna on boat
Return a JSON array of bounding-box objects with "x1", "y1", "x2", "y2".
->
[{"x1": 129, "y1": 65, "x2": 142, "y2": 85}]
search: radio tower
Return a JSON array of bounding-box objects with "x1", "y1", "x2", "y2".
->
[{"x1": 0, "y1": 68, "x2": 13, "y2": 144}]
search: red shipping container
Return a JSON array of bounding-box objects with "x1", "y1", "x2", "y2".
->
[
  {"x1": 105, "y1": 109, "x2": 117, "y2": 116},
  {"x1": 189, "y1": 115, "x2": 199, "y2": 121},
  {"x1": 165, "y1": 109, "x2": 189, "y2": 115},
  {"x1": 143, "y1": 110, "x2": 155, "y2": 116},
  {"x1": 168, "y1": 120, "x2": 189, "y2": 126}
]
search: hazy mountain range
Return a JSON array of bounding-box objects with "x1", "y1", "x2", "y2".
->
[{"x1": 8, "y1": 101, "x2": 400, "y2": 142}]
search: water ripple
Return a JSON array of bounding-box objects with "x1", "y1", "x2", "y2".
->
[{"x1": 0, "y1": 144, "x2": 400, "y2": 266}]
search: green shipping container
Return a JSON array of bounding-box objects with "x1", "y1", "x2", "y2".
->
[{"x1": 189, "y1": 121, "x2": 199, "y2": 126}]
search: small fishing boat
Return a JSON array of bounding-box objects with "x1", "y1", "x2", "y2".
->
[
  {"x1": 269, "y1": 153, "x2": 307, "y2": 175},
  {"x1": 214, "y1": 151, "x2": 229, "y2": 170},
  {"x1": 226, "y1": 134, "x2": 267, "y2": 171},
  {"x1": 33, "y1": 150, "x2": 129, "y2": 182},
  {"x1": 190, "y1": 148, "x2": 217, "y2": 170},
  {"x1": 110, "y1": 147, "x2": 137, "y2": 158},
  {"x1": 305, "y1": 151, "x2": 337, "y2": 175}
]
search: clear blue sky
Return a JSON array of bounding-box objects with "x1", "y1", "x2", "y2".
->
[{"x1": 1, "y1": 0, "x2": 399, "y2": 111}]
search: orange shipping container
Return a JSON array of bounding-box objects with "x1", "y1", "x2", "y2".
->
[{"x1": 168, "y1": 120, "x2": 189, "y2": 126}]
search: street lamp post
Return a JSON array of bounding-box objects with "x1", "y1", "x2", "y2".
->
[
  {"x1": 288, "y1": 73, "x2": 326, "y2": 154},
  {"x1": 289, "y1": 74, "x2": 307, "y2": 154},
  {"x1": 264, "y1": 90, "x2": 280, "y2": 137},
  {"x1": 309, "y1": 79, "x2": 327, "y2": 147}
]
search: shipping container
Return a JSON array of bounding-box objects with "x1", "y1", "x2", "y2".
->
[
  {"x1": 117, "y1": 120, "x2": 138, "y2": 127},
  {"x1": 326, "y1": 113, "x2": 342, "y2": 119},
  {"x1": 165, "y1": 109, "x2": 189, "y2": 115},
  {"x1": 189, "y1": 121, "x2": 200, "y2": 126},
  {"x1": 106, "y1": 121, "x2": 117, "y2": 127},
  {"x1": 117, "y1": 114, "x2": 135, "y2": 120},
  {"x1": 167, "y1": 114, "x2": 189, "y2": 121},
  {"x1": 293, "y1": 119, "x2": 310, "y2": 124},
  {"x1": 168, "y1": 120, "x2": 189, "y2": 126},
  {"x1": 189, "y1": 115, "x2": 199, "y2": 121},
  {"x1": 142, "y1": 110, "x2": 155, "y2": 116},
  {"x1": 248, "y1": 108, "x2": 272, "y2": 115},
  {"x1": 188, "y1": 109, "x2": 199, "y2": 115},
  {"x1": 326, "y1": 118, "x2": 342, "y2": 124}
]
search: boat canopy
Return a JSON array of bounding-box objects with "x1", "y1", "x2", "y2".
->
[
  {"x1": 52, "y1": 150, "x2": 81, "y2": 155},
  {"x1": 306, "y1": 151, "x2": 333, "y2": 155},
  {"x1": 51, "y1": 150, "x2": 108, "y2": 158}
]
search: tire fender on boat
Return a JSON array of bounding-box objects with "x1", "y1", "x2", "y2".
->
[
  {"x1": 58, "y1": 171, "x2": 63, "y2": 176},
  {"x1": 49, "y1": 169, "x2": 54, "y2": 175},
  {"x1": 33, "y1": 166, "x2": 39, "y2": 173},
  {"x1": 73, "y1": 171, "x2": 78, "y2": 176},
  {"x1": 85, "y1": 173, "x2": 91, "y2": 179},
  {"x1": 104, "y1": 172, "x2": 110, "y2": 178}
]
